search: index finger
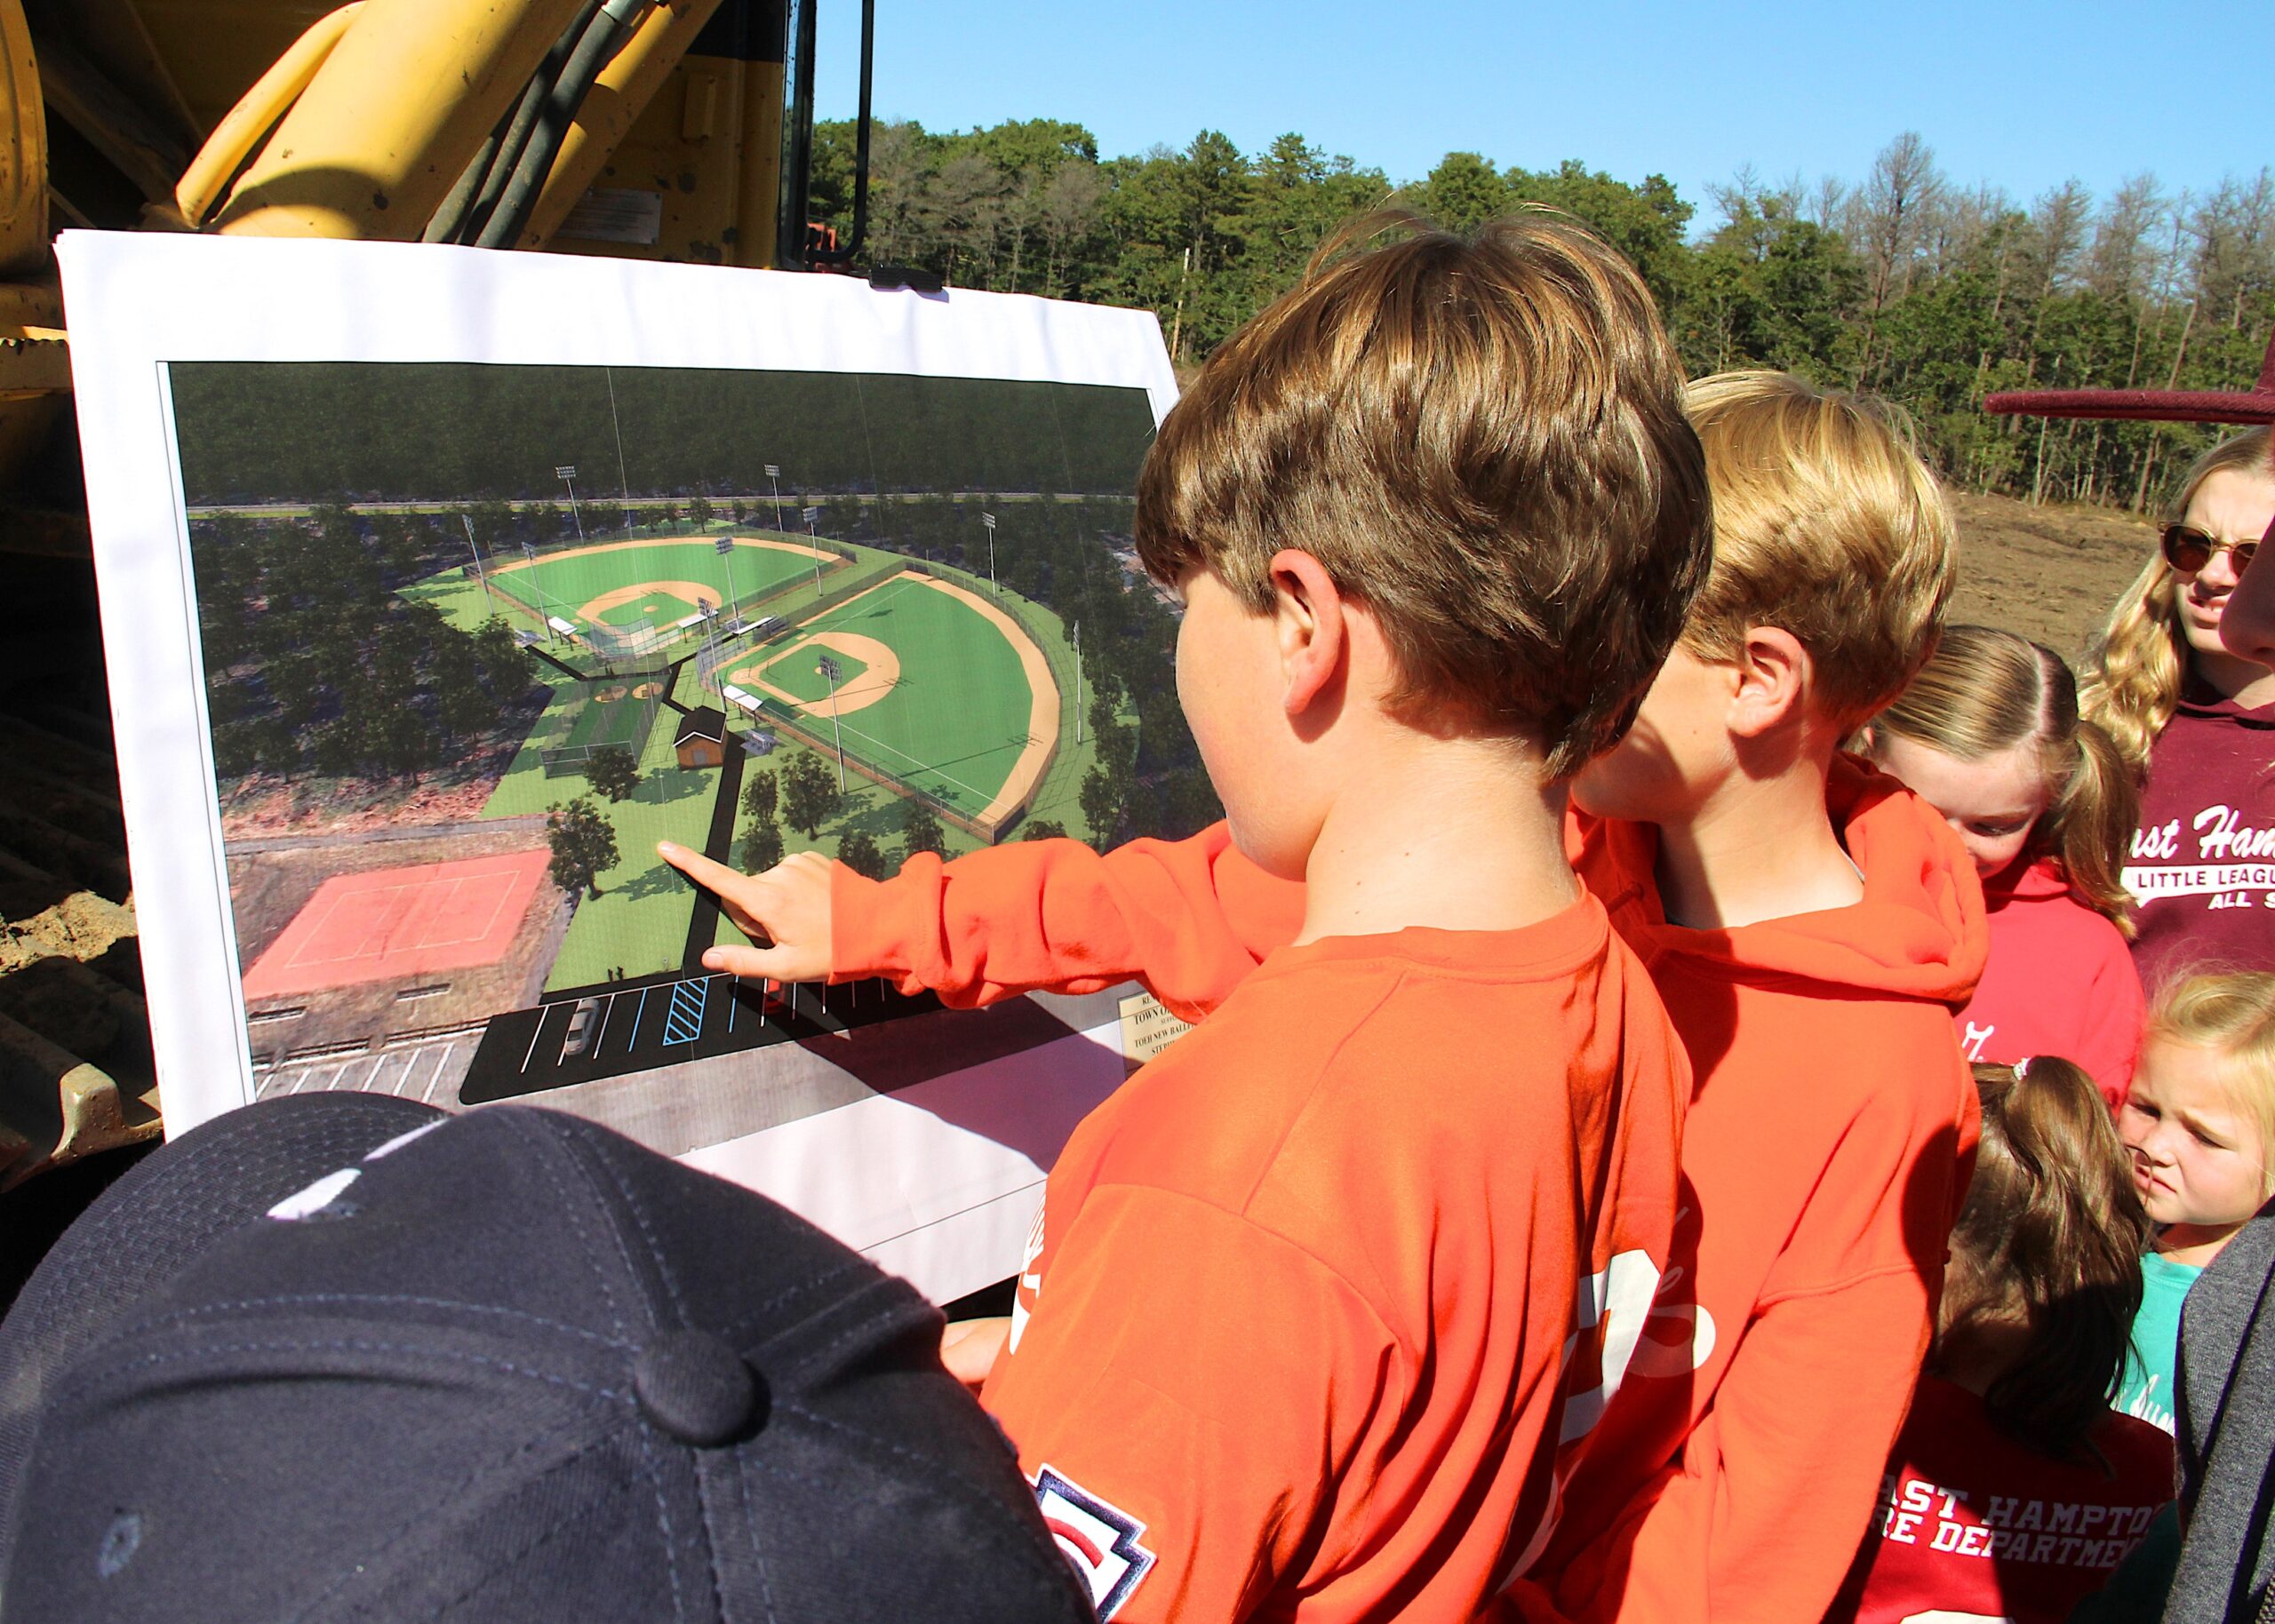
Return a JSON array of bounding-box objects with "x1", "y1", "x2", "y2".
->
[{"x1": 656, "y1": 840, "x2": 754, "y2": 896}]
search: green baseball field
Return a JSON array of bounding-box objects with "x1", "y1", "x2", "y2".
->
[
  {"x1": 721, "y1": 569, "x2": 1050, "y2": 829},
  {"x1": 397, "y1": 532, "x2": 1111, "y2": 992},
  {"x1": 487, "y1": 537, "x2": 833, "y2": 637}
]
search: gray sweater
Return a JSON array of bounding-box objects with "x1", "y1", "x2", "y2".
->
[{"x1": 2163, "y1": 1200, "x2": 2275, "y2": 1623}]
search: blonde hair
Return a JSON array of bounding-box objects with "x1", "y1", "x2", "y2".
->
[
  {"x1": 1135, "y1": 208, "x2": 1712, "y2": 779},
  {"x1": 2083, "y1": 426, "x2": 2275, "y2": 769},
  {"x1": 1943, "y1": 1058, "x2": 2150, "y2": 1460},
  {"x1": 2148, "y1": 971, "x2": 2275, "y2": 1194},
  {"x1": 1871, "y1": 625, "x2": 2138, "y2": 931},
  {"x1": 1680, "y1": 371, "x2": 1957, "y2": 732}
]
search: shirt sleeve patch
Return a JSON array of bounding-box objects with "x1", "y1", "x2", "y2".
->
[{"x1": 1032, "y1": 1463, "x2": 1157, "y2": 1618}]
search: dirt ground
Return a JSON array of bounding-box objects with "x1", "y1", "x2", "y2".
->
[{"x1": 1946, "y1": 490, "x2": 2157, "y2": 662}]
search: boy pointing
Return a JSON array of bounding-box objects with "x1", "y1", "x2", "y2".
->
[{"x1": 666, "y1": 212, "x2": 1711, "y2": 1620}]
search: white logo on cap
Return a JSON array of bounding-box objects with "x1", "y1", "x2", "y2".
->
[
  {"x1": 1032, "y1": 1465, "x2": 1155, "y2": 1619},
  {"x1": 266, "y1": 1166, "x2": 362, "y2": 1222}
]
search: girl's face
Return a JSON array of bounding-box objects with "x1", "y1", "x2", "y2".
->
[
  {"x1": 2119, "y1": 1037, "x2": 2271, "y2": 1235},
  {"x1": 1871, "y1": 733, "x2": 2048, "y2": 879},
  {"x1": 2173, "y1": 468, "x2": 2275, "y2": 666}
]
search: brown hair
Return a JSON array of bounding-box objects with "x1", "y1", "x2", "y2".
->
[
  {"x1": 2084, "y1": 426, "x2": 2275, "y2": 768},
  {"x1": 2149, "y1": 972, "x2": 2275, "y2": 1194},
  {"x1": 1134, "y1": 208, "x2": 1712, "y2": 779},
  {"x1": 1871, "y1": 625, "x2": 2138, "y2": 931},
  {"x1": 1680, "y1": 371, "x2": 1958, "y2": 732},
  {"x1": 1941, "y1": 1058, "x2": 2151, "y2": 1461}
]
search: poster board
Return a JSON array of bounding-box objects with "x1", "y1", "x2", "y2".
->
[{"x1": 60, "y1": 232, "x2": 1191, "y2": 1303}]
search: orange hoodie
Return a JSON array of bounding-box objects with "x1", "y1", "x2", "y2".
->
[
  {"x1": 1505, "y1": 757, "x2": 1985, "y2": 1624},
  {"x1": 831, "y1": 759, "x2": 1986, "y2": 1622}
]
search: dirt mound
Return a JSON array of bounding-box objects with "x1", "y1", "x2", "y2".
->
[{"x1": 1947, "y1": 491, "x2": 2155, "y2": 660}]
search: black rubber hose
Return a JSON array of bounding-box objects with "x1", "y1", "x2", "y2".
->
[
  {"x1": 425, "y1": 0, "x2": 602, "y2": 245},
  {"x1": 475, "y1": 0, "x2": 647, "y2": 251},
  {"x1": 459, "y1": 0, "x2": 603, "y2": 243}
]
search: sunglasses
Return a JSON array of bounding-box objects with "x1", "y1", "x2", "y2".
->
[{"x1": 2162, "y1": 523, "x2": 2259, "y2": 577}]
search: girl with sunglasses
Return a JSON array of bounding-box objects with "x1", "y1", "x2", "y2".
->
[{"x1": 2085, "y1": 426, "x2": 2275, "y2": 990}]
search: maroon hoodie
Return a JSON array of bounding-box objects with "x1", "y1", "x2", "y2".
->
[
  {"x1": 2124, "y1": 674, "x2": 2275, "y2": 993},
  {"x1": 1959, "y1": 857, "x2": 2143, "y2": 1104}
]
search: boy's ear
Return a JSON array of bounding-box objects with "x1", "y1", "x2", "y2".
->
[
  {"x1": 1266, "y1": 548, "x2": 1346, "y2": 718},
  {"x1": 1728, "y1": 626, "x2": 1812, "y2": 739}
]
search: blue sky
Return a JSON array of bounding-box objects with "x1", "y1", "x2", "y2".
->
[{"x1": 815, "y1": 2, "x2": 2263, "y2": 227}]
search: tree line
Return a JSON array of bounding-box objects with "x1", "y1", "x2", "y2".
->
[
  {"x1": 193, "y1": 507, "x2": 541, "y2": 785},
  {"x1": 169, "y1": 362, "x2": 1156, "y2": 507},
  {"x1": 810, "y1": 119, "x2": 2273, "y2": 511}
]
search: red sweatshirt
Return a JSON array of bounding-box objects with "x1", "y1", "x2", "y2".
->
[
  {"x1": 1957, "y1": 856, "x2": 2143, "y2": 1105},
  {"x1": 1824, "y1": 1375, "x2": 2175, "y2": 1624},
  {"x1": 2122, "y1": 674, "x2": 2275, "y2": 993},
  {"x1": 832, "y1": 760, "x2": 1986, "y2": 1623}
]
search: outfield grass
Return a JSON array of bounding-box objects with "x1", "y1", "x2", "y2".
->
[
  {"x1": 770, "y1": 575, "x2": 1034, "y2": 821},
  {"x1": 482, "y1": 676, "x2": 720, "y2": 991}
]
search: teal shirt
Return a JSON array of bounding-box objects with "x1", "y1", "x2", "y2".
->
[{"x1": 2116, "y1": 1251, "x2": 2204, "y2": 1435}]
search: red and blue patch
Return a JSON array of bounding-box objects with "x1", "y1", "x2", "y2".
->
[{"x1": 1032, "y1": 1464, "x2": 1156, "y2": 1619}]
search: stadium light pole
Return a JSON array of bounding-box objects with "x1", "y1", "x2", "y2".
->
[
  {"x1": 980, "y1": 511, "x2": 998, "y2": 597},
  {"x1": 803, "y1": 506, "x2": 824, "y2": 592},
  {"x1": 605, "y1": 368, "x2": 635, "y2": 537},
  {"x1": 1074, "y1": 620, "x2": 1083, "y2": 744},
  {"x1": 701, "y1": 602, "x2": 723, "y2": 697},
  {"x1": 818, "y1": 653, "x2": 846, "y2": 792},
  {"x1": 555, "y1": 465, "x2": 585, "y2": 543},
  {"x1": 714, "y1": 533, "x2": 738, "y2": 628},
  {"x1": 520, "y1": 539, "x2": 557, "y2": 643},
  {"x1": 765, "y1": 464, "x2": 785, "y2": 533},
  {"x1": 462, "y1": 513, "x2": 497, "y2": 611}
]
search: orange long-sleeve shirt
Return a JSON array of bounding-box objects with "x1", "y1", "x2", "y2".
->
[
  {"x1": 977, "y1": 904, "x2": 1687, "y2": 1620},
  {"x1": 831, "y1": 759, "x2": 1987, "y2": 1622}
]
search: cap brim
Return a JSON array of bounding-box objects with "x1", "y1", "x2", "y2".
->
[{"x1": 0, "y1": 1092, "x2": 443, "y2": 1565}]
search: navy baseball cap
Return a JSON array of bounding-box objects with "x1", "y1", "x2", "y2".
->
[{"x1": 0, "y1": 1095, "x2": 1090, "y2": 1622}]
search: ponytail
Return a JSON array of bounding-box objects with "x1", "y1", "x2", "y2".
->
[
  {"x1": 1870, "y1": 625, "x2": 2140, "y2": 931},
  {"x1": 2042, "y1": 716, "x2": 2141, "y2": 935},
  {"x1": 1942, "y1": 1059, "x2": 2150, "y2": 1461}
]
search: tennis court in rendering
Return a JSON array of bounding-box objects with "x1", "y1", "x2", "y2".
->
[{"x1": 239, "y1": 848, "x2": 553, "y2": 999}]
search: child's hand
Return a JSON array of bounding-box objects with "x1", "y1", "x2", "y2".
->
[
  {"x1": 656, "y1": 843, "x2": 834, "y2": 983},
  {"x1": 940, "y1": 1316, "x2": 1012, "y2": 1391}
]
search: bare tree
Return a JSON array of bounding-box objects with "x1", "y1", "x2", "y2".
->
[
  {"x1": 2024, "y1": 180, "x2": 2093, "y2": 299},
  {"x1": 1928, "y1": 181, "x2": 2009, "y2": 278},
  {"x1": 2190, "y1": 169, "x2": 2275, "y2": 331},
  {"x1": 2085, "y1": 173, "x2": 2167, "y2": 306},
  {"x1": 1804, "y1": 174, "x2": 1848, "y2": 232},
  {"x1": 1848, "y1": 132, "x2": 1947, "y2": 383},
  {"x1": 1852, "y1": 132, "x2": 1947, "y2": 313}
]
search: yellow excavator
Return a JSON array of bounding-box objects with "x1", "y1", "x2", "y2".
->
[{"x1": 0, "y1": 0, "x2": 877, "y2": 1200}]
